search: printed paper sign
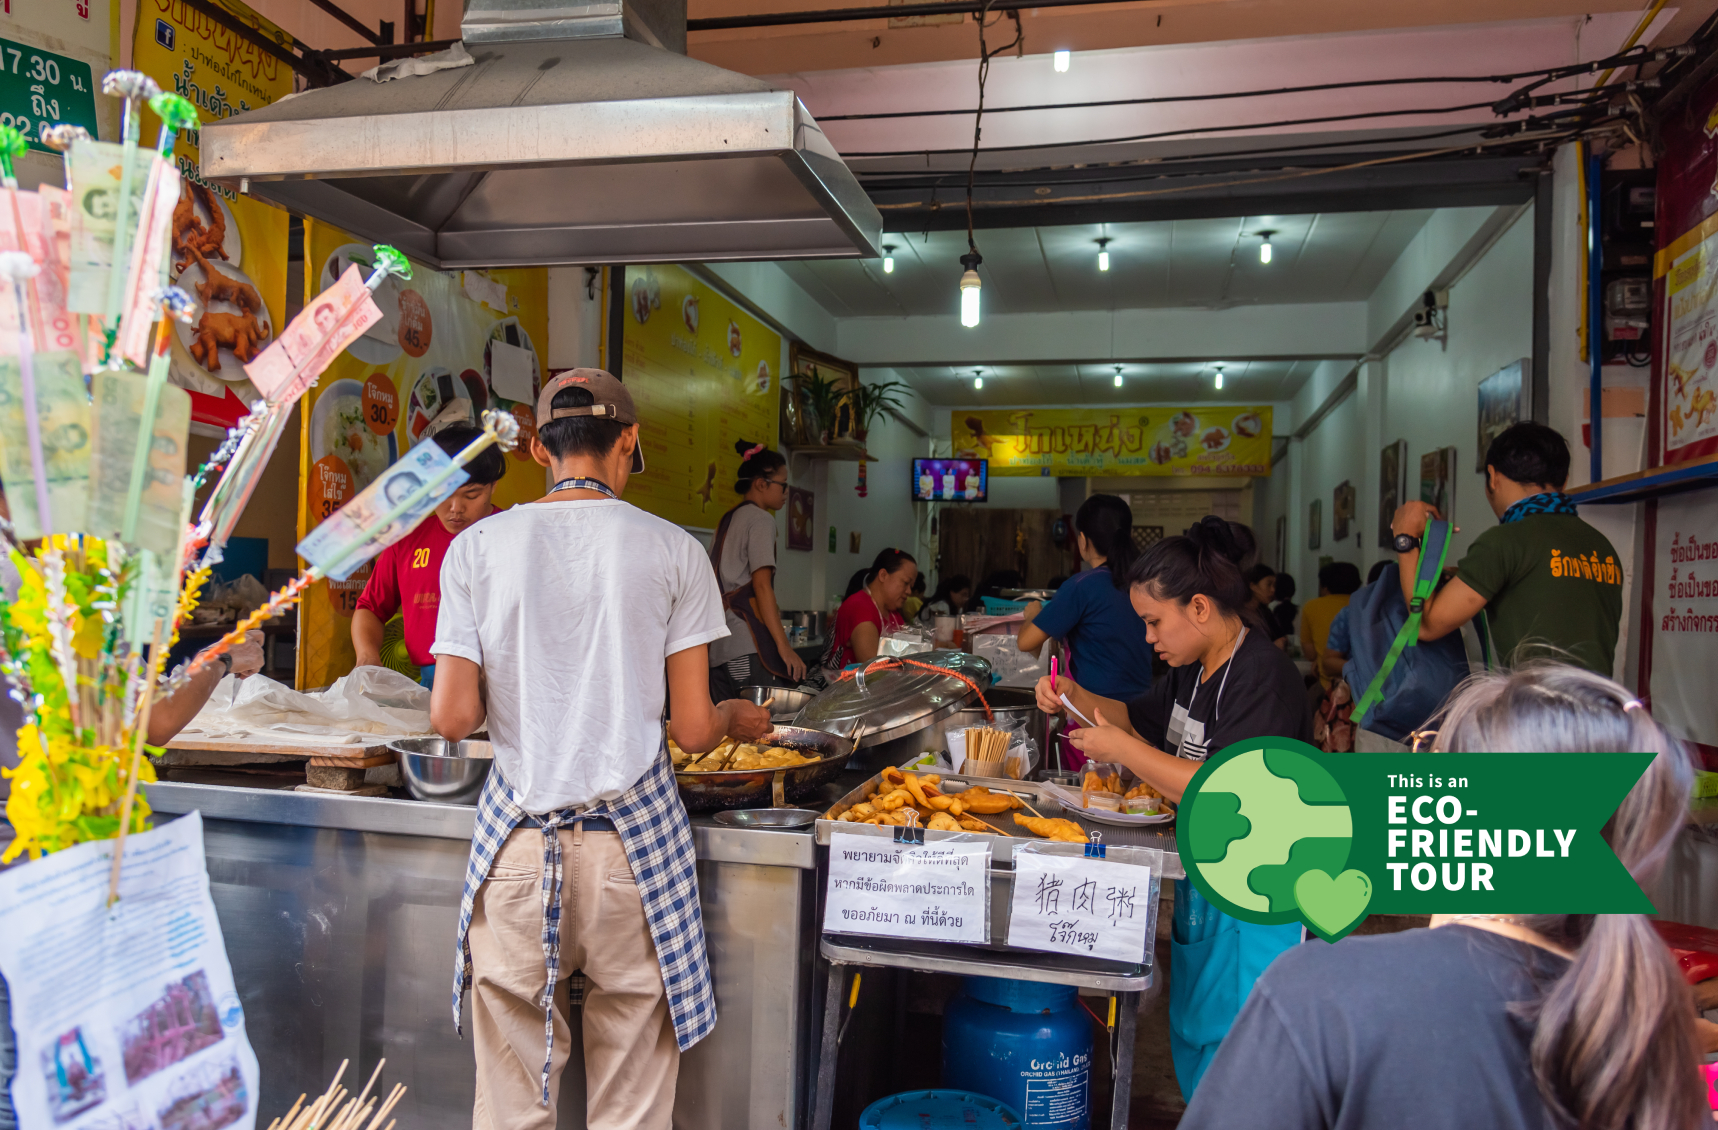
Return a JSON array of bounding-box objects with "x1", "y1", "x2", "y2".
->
[
  {"x1": 296, "y1": 434, "x2": 467, "y2": 580},
  {"x1": 0, "y1": 812, "x2": 261, "y2": 1130},
  {"x1": 824, "y1": 833, "x2": 989, "y2": 944},
  {"x1": 1006, "y1": 850, "x2": 1152, "y2": 963}
]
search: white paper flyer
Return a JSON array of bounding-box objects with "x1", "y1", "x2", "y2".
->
[{"x1": 0, "y1": 812, "x2": 259, "y2": 1130}]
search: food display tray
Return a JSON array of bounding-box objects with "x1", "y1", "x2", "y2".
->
[{"x1": 815, "y1": 768, "x2": 1182, "y2": 877}]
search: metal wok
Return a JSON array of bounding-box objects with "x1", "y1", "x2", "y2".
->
[{"x1": 674, "y1": 725, "x2": 849, "y2": 812}]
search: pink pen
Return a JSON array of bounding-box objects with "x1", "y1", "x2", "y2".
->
[{"x1": 1050, "y1": 655, "x2": 1058, "y2": 694}]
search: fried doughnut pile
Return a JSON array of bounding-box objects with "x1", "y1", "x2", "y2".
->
[
  {"x1": 824, "y1": 767, "x2": 1089, "y2": 837},
  {"x1": 669, "y1": 737, "x2": 816, "y2": 772}
]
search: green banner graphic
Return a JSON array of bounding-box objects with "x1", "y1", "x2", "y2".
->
[{"x1": 1175, "y1": 739, "x2": 1655, "y2": 942}]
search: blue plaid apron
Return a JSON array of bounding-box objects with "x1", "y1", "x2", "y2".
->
[{"x1": 451, "y1": 749, "x2": 716, "y2": 1104}]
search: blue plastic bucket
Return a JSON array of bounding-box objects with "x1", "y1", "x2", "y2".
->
[{"x1": 859, "y1": 1089, "x2": 1024, "y2": 1129}]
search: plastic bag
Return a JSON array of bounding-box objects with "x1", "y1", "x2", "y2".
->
[{"x1": 177, "y1": 667, "x2": 439, "y2": 744}]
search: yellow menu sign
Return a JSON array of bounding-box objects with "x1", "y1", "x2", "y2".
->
[
  {"x1": 621, "y1": 265, "x2": 781, "y2": 528},
  {"x1": 954, "y1": 406, "x2": 1273, "y2": 477}
]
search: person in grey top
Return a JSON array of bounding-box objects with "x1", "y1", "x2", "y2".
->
[{"x1": 707, "y1": 440, "x2": 806, "y2": 702}]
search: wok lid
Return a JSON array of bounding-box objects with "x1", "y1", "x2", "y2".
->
[{"x1": 793, "y1": 651, "x2": 992, "y2": 748}]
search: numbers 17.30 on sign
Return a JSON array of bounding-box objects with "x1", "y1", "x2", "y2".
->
[{"x1": 0, "y1": 40, "x2": 99, "y2": 151}]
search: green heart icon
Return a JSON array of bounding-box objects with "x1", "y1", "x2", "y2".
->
[{"x1": 1293, "y1": 868, "x2": 1373, "y2": 942}]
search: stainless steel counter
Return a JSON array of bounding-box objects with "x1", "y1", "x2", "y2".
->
[{"x1": 145, "y1": 778, "x2": 819, "y2": 1130}]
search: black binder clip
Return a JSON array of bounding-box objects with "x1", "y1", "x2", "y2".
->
[
  {"x1": 1084, "y1": 830, "x2": 1106, "y2": 859},
  {"x1": 894, "y1": 810, "x2": 925, "y2": 845}
]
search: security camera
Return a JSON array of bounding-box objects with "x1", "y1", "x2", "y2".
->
[{"x1": 1413, "y1": 309, "x2": 1438, "y2": 338}]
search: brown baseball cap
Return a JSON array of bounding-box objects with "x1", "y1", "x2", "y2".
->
[{"x1": 535, "y1": 367, "x2": 644, "y2": 473}]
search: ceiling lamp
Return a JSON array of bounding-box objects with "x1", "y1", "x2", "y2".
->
[
  {"x1": 1096, "y1": 237, "x2": 1111, "y2": 272},
  {"x1": 1054, "y1": 50, "x2": 1070, "y2": 72},
  {"x1": 1113, "y1": 364, "x2": 1123, "y2": 388},
  {"x1": 882, "y1": 243, "x2": 896, "y2": 274},
  {"x1": 959, "y1": 251, "x2": 982, "y2": 328},
  {"x1": 1213, "y1": 362, "x2": 1225, "y2": 390},
  {"x1": 973, "y1": 369, "x2": 984, "y2": 390},
  {"x1": 1257, "y1": 229, "x2": 1276, "y2": 264}
]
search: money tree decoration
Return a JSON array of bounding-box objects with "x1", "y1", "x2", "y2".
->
[{"x1": 0, "y1": 69, "x2": 469, "y2": 885}]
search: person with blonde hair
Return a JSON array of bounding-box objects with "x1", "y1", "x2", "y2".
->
[{"x1": 1181, "y1": 662, "x2": 1705, "y2": 1130}]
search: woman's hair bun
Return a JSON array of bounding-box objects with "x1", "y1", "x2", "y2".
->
[
  {"x1": 1186, "y1": 515, "x2": 1243, "y2": 563},
  {"x1": 734, "y1": 438, "x2": 762, "y2": 457}
]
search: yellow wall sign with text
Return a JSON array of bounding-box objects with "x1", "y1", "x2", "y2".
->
[
  {"x1": 954, "y1": 406, "x2": 1274, "y2": 477},
  {"x1": 621, "y1": 264, "x2": 780, "y2": 529},
  {"x1": 133, "y1": 0, "x2": 293, "y2": 414},
  {"x1": 295, "y1": 220, "x2": 549, "y2": 689}
]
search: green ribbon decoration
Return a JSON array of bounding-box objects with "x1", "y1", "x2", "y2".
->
[
  {"x1": 0, "y1": 126, "x2": 26, "y2": 188},
  {"x1": 147, "y1": 93, "x2": 199, "y2": 158}
]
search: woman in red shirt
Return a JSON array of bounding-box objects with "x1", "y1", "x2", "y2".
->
[{"x1": 827, "y1": 548, "x2": 918, "y2": 670}]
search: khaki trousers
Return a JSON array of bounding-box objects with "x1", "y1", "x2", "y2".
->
[{"x1": 469, "y1": 824, "x2": 679, "y2": 1130}]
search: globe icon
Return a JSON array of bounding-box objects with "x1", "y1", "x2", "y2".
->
[{"x1": 1181, "y1": 742, "x2": 1356, "y2": 923}]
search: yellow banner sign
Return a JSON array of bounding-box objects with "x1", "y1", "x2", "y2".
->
[
  {"x1": 621, "y1": 264, "x2": 781, "y2": 528},
  {"x1": 954, "y1": 406, "x2": 1273, "y2": 477},
  {"x1": 134, "y1": 0, "x2": 292, "y2": 411}
]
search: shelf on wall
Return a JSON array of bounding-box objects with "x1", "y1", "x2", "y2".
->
[
  {"x1": 1567, "y1": 452, "x2": 1718, "y2": 505},
  {"x1": 785, "y1": 442, "x2": 875, "y2": 464}
]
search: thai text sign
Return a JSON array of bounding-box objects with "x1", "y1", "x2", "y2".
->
[
  {"x1": 824, "y1": 834, "x2": 989, "y2": 944},
  {"x1": 1005, "y1": 850, "x2": 1152, "y2": 962},
  {"x1": 952, "y1": 406, "x2": 1273, "y2": 477},
  {"x1": 0, "y1": 39, "x2": 98, "y2": 150}
]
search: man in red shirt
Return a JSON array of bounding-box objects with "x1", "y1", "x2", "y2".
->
[{"x1": 352, "y1": 424, "x2": 506, "y2": 686}]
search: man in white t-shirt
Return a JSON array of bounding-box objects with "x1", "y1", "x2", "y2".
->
[{"x1": 430, "y1": 368, "x2": 771, "y2": 1130}]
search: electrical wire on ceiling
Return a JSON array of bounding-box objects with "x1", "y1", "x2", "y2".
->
[
  {"x1": 962, "y1": 0, "x2": 1024, "y2": 261},
  {"x1": 818, "y1": 45, "x2": 1666, "y2": 123}
]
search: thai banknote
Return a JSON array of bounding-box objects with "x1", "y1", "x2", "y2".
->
[
  {"x1": 0, "y1": 349, "x2": 90, "y2": 537},
  {"x1": 66, "y1": 140, "x2": 157, "y2": 315},
  {"x1": 296, "y1": 435, "x2": 468, "y2": 581},
  {"x1": 245, "y1": 265, "x2": 382, "y2": 403},
  {"x1": 87, "y1": 370, "x2": 191, "y2": 557}
]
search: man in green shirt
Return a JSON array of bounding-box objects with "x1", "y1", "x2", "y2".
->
[{"x1": 1389, "y1": 422, "x2": 1621, "y2": 674}]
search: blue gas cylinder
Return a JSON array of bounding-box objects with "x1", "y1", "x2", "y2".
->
[{"x1": 941, "y1": 976, "x2": 1092, "y2": 1130}]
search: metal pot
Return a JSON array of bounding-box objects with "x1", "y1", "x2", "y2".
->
[
  {"x1": 739, "y1": 685, "x2": 815, "y2": 719},
  {"x1": 674, "y1": 725, "x2": 849, "y2": 812},
  {"x1": 388, "y1": 737, "x2": 494, "y2": 804}
]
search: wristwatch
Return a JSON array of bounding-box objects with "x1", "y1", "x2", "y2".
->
[
  {"x1": 217, "y1": 652, "x2": 234, "y2": 675},
  {"x1": 1391, "y1": 532, "x2": 1422, "y2": 554}
]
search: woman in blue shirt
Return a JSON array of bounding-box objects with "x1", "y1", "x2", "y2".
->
[{"x1": 1017, "y1": 494, "x2": 1153, "y2": 701}]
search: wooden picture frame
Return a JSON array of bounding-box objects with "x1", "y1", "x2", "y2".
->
[
  {"x1": 1378, "y1": 439, "x2": 1408, "y2": 549},
  {"x1": 1333, "y1": 481, "x2": 1355, "y2": 543},
  {"x1": 786, "y1": 343, "x2": 861, "y2": 446}
]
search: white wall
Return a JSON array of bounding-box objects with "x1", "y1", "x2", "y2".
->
[{"x1": 1257, "y1": 205, "x2": 1536, "y2": 595}]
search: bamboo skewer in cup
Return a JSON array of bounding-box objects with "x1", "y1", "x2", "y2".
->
[{"x1": 962, "y1": 725, "x2": 1009, "y2": 776}]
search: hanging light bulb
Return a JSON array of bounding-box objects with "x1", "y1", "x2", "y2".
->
[
  {"x1": 958, "y1": 251, "x2": 982, "y2": 328},
  {"x1": 1054, "y1": 50, "x2": 1070, "y2": 72},
  {"x1": 1257, "y1": 229, "x2": 1276, "y2": 265},
  {"x1": 973, "y1": 369, "x2": 984, "y2": 390},
  {"x1": 1096, "y1": 237, "x2": 1111, "y2": 272},
  {"x1": 1213, "y1": 363, "x2": 1225, "y2": 390},
  {"x1": 1113, "y1": 364, "x2": 1123, "y2": 388},
  {"x1": 882, "y1": 243, "x2": 896, "y2": 274}
]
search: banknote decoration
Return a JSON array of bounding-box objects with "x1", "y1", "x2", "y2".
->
[
  {"x1": 0, "y1": 349, "x2": 90, "y2": 536},
  {"x1": 245, "y1": 264, "x2": 384, "y2": 402},
  {"x1": 296, "y1": 434, "x2": 468, "y2": 581},
  {"x1": 66, "y1": 140, "x2": 155, "y2": 316},
  {"x1": 88, "y1": 370, "x2": 192, "y2": 557}
]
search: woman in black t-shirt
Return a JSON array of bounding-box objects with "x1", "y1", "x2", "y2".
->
[
  {"x1": 1033, "y1": 516, "x2": 1312, "y2": 1099},
  {"x1": 1181, "y1": 664, "x2": 1703, "y2": 1130}
]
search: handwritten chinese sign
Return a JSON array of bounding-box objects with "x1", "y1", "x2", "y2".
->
[
  {"x1": 1006, "y1": 850, "x2": 1152, "y2": 962},
  {"x1": 824, "y1": 834, "x2": 990, "y2": 944}
]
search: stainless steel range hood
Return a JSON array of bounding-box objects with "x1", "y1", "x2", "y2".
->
[{"x1": 198, "y1": 0, "x2": 883, "y2": 269}]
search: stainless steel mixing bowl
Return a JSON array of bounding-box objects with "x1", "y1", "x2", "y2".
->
[{"x1": 388, "y1": 737, "x2": 494, "y2": 804}]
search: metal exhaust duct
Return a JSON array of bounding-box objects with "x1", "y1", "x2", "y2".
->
[{"x1": 199, "y1": 0, "x2": 883, "y2": 269}]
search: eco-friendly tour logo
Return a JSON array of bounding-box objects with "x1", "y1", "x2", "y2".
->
[{"x1": 1176, "y1": 739, "x2": 1655, "y2": 942}]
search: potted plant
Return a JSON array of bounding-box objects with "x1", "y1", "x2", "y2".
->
[
  {"x1": 847, "y1": 378, "x2": 912, "y2": 443},
  {"x1": 796, "y1": 367, "x2": 847, "y2": 445}
]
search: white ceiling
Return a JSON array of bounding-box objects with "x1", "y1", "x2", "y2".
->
[
  {"x1": 892, "y1": 359, "x2": 1331, "y2": 408},
  {"x1": 780, "y1": 210, "x2": 1432, "y2": 320}
]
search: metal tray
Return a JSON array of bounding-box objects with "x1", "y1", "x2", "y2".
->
[
  {"x1": 675, "y1": 725, "x2": 849, "y2": 812},
  {"x1": 815, "y1": 767, "x2": 1183, "y2": 876}
]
